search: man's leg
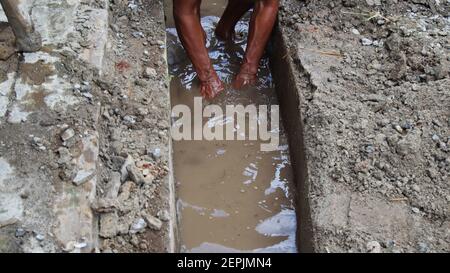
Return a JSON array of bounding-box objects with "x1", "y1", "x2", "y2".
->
[
  {"x1": 233, "y1": 0, "x2": 279, "y2": 90},
  {"x1": 173, "y1": 0, "x2": 224, "y2": 99},
  {"x1": 0, "y1": 0, "x2": 42, "y2": 52},
  {"x1": 215, "y1": 0, "x2": 254, "y2": 41}
]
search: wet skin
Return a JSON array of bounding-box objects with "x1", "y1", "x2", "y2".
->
[{"x1": 173, "y1": 0, "x2": 279, "y2": 99}]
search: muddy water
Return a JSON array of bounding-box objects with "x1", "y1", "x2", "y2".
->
[{"x1": 165, "y1": 1, "x2": 297, "y2": 253}]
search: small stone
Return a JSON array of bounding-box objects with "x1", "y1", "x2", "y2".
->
[
  {"x1": 31, "y1": 137, "x2": 46, "y2": 151},
  {"x1": 99, "y1": 212, "x2": 119, "y2": 238},
  {"x1": 35, "y1": 234, "x2": 45, "y2": 241},
  {"x1": 432, "y1": 134, "x2": 440, "y2": 142},
  {"x1": 143, "y1": 213, "x2": 163, "y2": 231},
  {"x1": 139, "y1": 243, "x2": 148, "y2": 250},
  {"x1": 15, "y1": 228, "x2": 26, "y2": 237},
  {"x1": 417, "y1": 242, "x2": 429, "y2": 253},
  {"x1": 127, "y1": 164, "x2": 146, "y2": 185},
  {"x1": 143, "y1": 67, "x2": 157, "y2": 78},
  {"x1": 61, "y1": 128, "x2": 75, "y2": 141},
  {"x1": 376, "y1": 119, "x2": 389, "y2": 127},
  {"x1": 361, "y1": 38, "x2": 373, "y2": 46},
  {"x1": 123, "y1": 115, "x2": 136, "y2": 125},
  {"x1": 105, "y1": 172, "x2": 121, "y2": 199},
  {"x1": 118, "y1": 181, "x2": 134, "y2": 202},
  {"x1": 394, "y1": 125, "x2": 403, "y2": 134},
  {"x1": 401, "y1": 122, "x2": 411, "y2": 130},
  {"x1": 120, "y1": 155, "x2": 134, "y2": 182},
  {"x1": 396, "y1": 139, "x2": 413, "y2": 156},
  {"x1": 151, "y1": 148, "x2": 161, "y2": 160},
  {"x1": 72, "y1": 169, "x2": 95, "y2": 186},
  {"x1": 91, "y1": 198, "x2": 119, "y2": 213},
  {"x1": 57, "y1": 147, "x2": 72, "y2": 164},
  {"x1": 19, "y1": 190, "x2": 30, "y2": 199},
  {"x1": 80, "y1": 84, "x2": 92, "y2": 93},
  {"x1": 412, "y1": 184, "x2": 420, "y2": 192},
  {"x1": 144, "y1": 173, "x2": 155, "y2": 184},
  {"x1": 157, "y1": 210, "x2": 170, "y2": 222},
  {"x1": 74, "y1": 241, "x2": 88, "y2": 249},
  {"x1": 135, "y1": 79, "x2": 147, "y2": 87},
  {"x1": 411, "y1": 207, "x2": 420, "y2": 214},
  {"x1": 365, "y1": 144, "x2": 374, "y2": 154},
  {"x1": 129, "y1": 218, "x2": 147, "y2": 234},
  {"x1": 366, "y1": 241, "x2": 381, "y2": 253}
]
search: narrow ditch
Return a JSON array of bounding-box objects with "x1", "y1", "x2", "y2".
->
[{"x1": 164, "y1": 0, "x2": 305, "y2": 253}]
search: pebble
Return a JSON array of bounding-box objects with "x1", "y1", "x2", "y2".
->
[
  {"x1": 57, "y1": 147, "x2": 72, "y2": 164},
  {"x1": 35, "y1": 234, "x2": 45, "y2": 241},
  {"x1": 151, "y1": 148, "x2": 161, "y2": 160},
  {"x1": 120, "y1": 155, "x2": 134, "y2": 182},
  {"x1": 361, "y1": 38, "x2": 373, "y2": 46},
  {"x1": 351, "y1": 28, "x2": 360, "y2": 35},
  {"x1": 74, "y1": 241, "x2": 88, "y2": 249},
  {"x1": 15, "y1": 228, "x2": 26, "y2": 237},
  {"x1": 123, "y1": 115, "x2": 136, "y2": 124},
  {"x1": 401, "y1": 122, "x2": 412, "y2": 130},
  {"x1": 129, "y1": 218, "x2": 147, "y2": 234},
  {"x1": 144, "y1": 67, "x2": 157, "y2": 78},
  {"x1": 31, "y1": 137, "x2": 46, "y2": 151},
  {"x1": 366, "y1": 241, "x2": 382, "y2": 253},
  {"x1": 61, "y1": 128, "x2": 75, "y2": 141},
  {"x1": 411, "y1": 207, "x2": 420, "y2": 214},
  {"x1": 157, "y1": 210, "x2": 170, "y2": 222},
  {"x1": 99, "y1": 212, "x2": 119, "y2": 238},
  {"x1": 418, "y1": 242, "x2": 429, "y2": 253},
  {"x1": 127, "y1": 164, "x2": 146, "y2": 185},
  {"x1": 20, "y1": 190, "x2": 30, "y2": 199},
  {"x1": 365, "y1": 144, "x2": 375, "y2": 154},
  {"x1": 431, "y1": 134, "x2": 440, "y2": 142},
  {"x1": 143, "y1": 213, "x2": 163, "y2": 231},
  {"x1": 394, "y1": 125, "x2": 404, "y2": 134}
]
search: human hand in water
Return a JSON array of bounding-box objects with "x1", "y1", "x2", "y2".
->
[
  {"x1": 232, "y1": 62, "x2": 258, "y2": 90},
  {"x1": 199, "y1": 69, "x2": 225, "y2": 99}
]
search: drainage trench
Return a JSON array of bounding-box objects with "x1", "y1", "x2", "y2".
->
[{"x1": 165, "y1": 0, "x2": 300, "y2": 253}]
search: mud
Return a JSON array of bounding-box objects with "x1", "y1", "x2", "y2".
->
[
  {"x1": 19, "y1": 61, "x2": 54, "y2": 85},
  {"x1": 166, "y1": 2, "x2": 297, "y2": 252}
]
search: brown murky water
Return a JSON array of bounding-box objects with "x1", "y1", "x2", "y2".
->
[{"x1": 166, "y1": 0, "x2": 297, "y2": 253}]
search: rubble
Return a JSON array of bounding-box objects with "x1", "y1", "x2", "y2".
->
[
  {"x1": 0, "y1": 0, "x2": 175, "y2": 253},
  {"x1": 1, "y1": 0, "x2": 445, "y2": 254},
  {"x1": 277, "y1": 0, "x2": 449, "y2": 253}
]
